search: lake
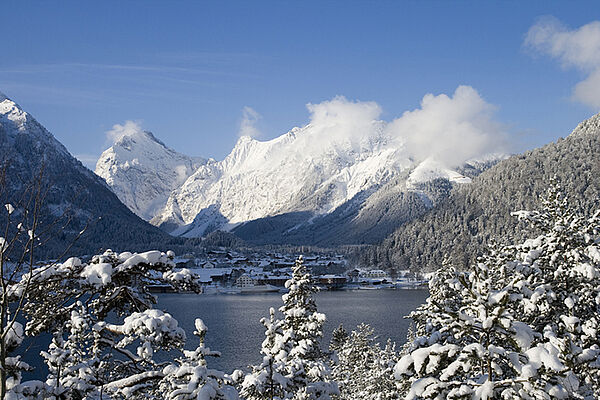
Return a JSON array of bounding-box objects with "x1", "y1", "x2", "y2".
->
[{"x1": 157, "y1": 289, "x2": 429, "y2": 373}]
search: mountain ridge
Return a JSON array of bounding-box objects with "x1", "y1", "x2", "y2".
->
[
  {"x1": 0, "y1": 92, "x2": 178, "y2": 259},
  {"x1": 98, "y1": 117, "x2": 503, "y2": 241}
]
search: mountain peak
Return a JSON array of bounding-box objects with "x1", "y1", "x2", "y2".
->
[
  {"x1": 235, "y1": 135, "x2": 255, "y2": 145},
  {"x1": 113, "y1": 129, "x2": 168, "y2": 150},
  {"x1": 0, "y1": 92, "x2": 30, "y2": 132},
  {"x1": 144, "y1": 131, "x2": 167, "y2": 147},
  {"x1": 0, "y1": 91, "x2": 23, "y2": 111},
  {"x1": 0, "y1": 91, "x2": 171, "y2": 258},
  {"x1": 96, "y1": 129, "x2": 206, "y2": 220}
]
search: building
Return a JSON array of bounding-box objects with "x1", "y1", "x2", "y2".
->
[
  {"x1": 361, "y1": 269, "x2": 388, "y2": 279},
  {"x1": 235, "y1": 274, "x2": 255, "y2": 288},
  {"x1": 318, "y1": 275, "x2": 347, "y2": 289}
]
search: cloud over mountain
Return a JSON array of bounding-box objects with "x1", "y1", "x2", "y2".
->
[
  {"x1": 239, "y1": 106, "x2": 262, "y2": 138},
  {"x1": 297, "y1": 88, "x2": 505, "y2": 168},
  {"x1": 386, "y1": 85, "x2": 505, "y2": 167},
  {"x1": 106, "y1": 120, "x2": 145, "y2": 144}
]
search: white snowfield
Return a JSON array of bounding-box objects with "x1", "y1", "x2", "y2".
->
[{"x1": 96, "y1": 106, "x2": 506, "y2": 238}]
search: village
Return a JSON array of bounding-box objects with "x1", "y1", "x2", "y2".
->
[{"x1": 158, "y1": 249, "x2": 429, "y2": 294}]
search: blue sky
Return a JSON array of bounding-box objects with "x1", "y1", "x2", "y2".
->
[{"x1": 1, "y1": 0, "x2": 599, "y2": 168}]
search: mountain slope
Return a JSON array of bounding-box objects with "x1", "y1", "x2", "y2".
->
[
  {"x1": 365, "y1": 113, "x2": 600, "y2": 271},
  {"x1": 230, "y1": 156, "x2": 500, "y2": 246},
  {"x1": 0, "y1": 91, "x2": 176, "y2": 259},
  {"x1": 95, "y1": 127, "x2": 206, "y2": 220}
]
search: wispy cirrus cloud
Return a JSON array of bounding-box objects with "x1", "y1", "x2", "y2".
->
[
  {"x1": 524, "y1": 16, "x2": 600, "y2": 109},
  {"x1": 0, "y1": 62, "x2": 260, "y2": 78},
  {"x1": 153, "y1": 51, "x2": 268, "y2": 66}
]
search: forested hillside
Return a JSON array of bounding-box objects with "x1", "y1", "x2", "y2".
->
[{"x1": 363, "y1": 113, "x2": 600, "y2": 271}]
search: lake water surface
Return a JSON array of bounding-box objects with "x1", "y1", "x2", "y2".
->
[{"x1": 157, "y1": 289, "x2": 429, "y2": 373}]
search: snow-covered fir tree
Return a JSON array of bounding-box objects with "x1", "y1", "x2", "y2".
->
[
  {"x1": 395, "y1": 249, "x2": 570, "y2": 399},
  {"x1": 395, "y1": 181, "x2": 600, "y2": 399},
  {"x1": 331, "y1": 324, "x2": 375, "y2": 399},
  {"x1": 278, "y1": 256, "x2": 338, "y2": 399},
  {"x1": 331, "y1": 324, "x2": 398, "y2": 400},
  {"x1": 328, "y1": 324, "x2": 348, "y2": 356},
  {"x1": 240, "y1": 256, "x2": 338, "y2": 400},
  {"x1": 240, "y1": 308, "x2": 288, "y2": 400},
  {"x1": 371, "y1": 339, "x2": 400, "y2": 400},
  {"x1": 511, "y1": 180, "x2": 600, "y2": 398}
]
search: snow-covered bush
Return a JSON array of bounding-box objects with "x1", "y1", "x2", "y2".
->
[
  {"x1": 41, "y1": 302, "x2": 100, "y2": 398},
  {"x1": 156, "y1": 318, "x2": 238, "y2": 400},
  {"x1": 17, "y1": 249, "x2": 202, "y2": 336}
]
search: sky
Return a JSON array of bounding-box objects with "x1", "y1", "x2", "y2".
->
[{"x1": 1, "y1": 0, "x2": 599, "y2": 169}]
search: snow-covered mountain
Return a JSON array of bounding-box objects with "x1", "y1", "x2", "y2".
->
[
  {"x1": 95, "y1": 93, "x2": 507, "y2": 241},
  {"x1": 151, "y1": 123, "x2": 416, "y2": 236},
  {"x1": 147, "y1": 126, "x2": 501, "y2": 239},
  {"x1": 230, "y1": 155, "x2": 506, "y2": 246},
  {"x1": 0, "y1": 91, "x2": 72, "y2": 160},
  {"x1": 0, "y1": 91, "x2": 171, "y2": 258},
  {"x1": 95, "y1": 127, "x2": 207, "y2": 220}
]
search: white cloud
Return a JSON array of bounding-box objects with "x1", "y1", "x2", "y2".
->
[
  {"x1": 525, "y1": 16, "x2": 600, "y2": 109},
  {"x1": 270, "y1": 96, "x2": 383, "y2": 159},
  {"x1": 100, "y1": 91, "x2": 504, "y2": 172},
  {"x1": 239, "y1": 106, "x2": 261, "y2": 138},
  {"x1": 292, "y1": 90, "x2": 503, "y2": 168},
  {"x1": 105, "y1": 120, "x2": 144, "y2": 144},
  {"x1": 386, "y1": 86, "x2": 505, "y2": 167},
  {"x1": 305, "y1": 96, "x2": 382, "y2": 145}
]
